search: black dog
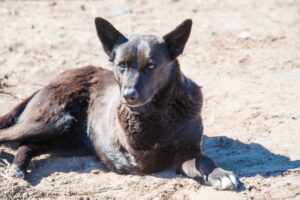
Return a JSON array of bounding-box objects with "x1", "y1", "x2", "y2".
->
[{"x1": 0, "y1": 18, "x2": 239, "y2": 190}]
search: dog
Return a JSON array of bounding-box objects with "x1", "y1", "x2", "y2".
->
[{"x1": 0, "y1": 18, "x2": 239, "y2": 190}]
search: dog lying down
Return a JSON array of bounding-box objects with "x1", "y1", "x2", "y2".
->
[{"x1": 0, "y1": 17, "x2": 240, "y2": 190}]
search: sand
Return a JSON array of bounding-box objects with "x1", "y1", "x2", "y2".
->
[{"x1": 0, "y1": 0, "x2": 300, "y2": 199}]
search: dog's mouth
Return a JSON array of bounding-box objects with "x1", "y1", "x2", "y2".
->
[{"x1": 122, "y1": 97, "x2": 153, "y2": 108}]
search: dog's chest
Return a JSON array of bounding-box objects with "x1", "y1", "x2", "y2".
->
[
  {"x1": 116, "y1": 110, "x2": 178, "y2": 172},
  {"x1": 88, "y1": 97, "x2": 179, "y2": 173},
  {"x1": 118, "y1": 110, "x2": 174, "y2": 150}
]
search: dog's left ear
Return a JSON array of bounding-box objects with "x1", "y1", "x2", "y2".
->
[
  {"x1": 95, "y1": 17, "x2": 125, "y2": 61},
  {"x1": 163, "y1": 19, "x2": 192, "y2": 60}
]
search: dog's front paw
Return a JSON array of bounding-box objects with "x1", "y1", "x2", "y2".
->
[
  {"x1": 0, "y1": 160, "x2": 25, "y2": 180},
  {"x1": 207, "y1": 167, "x2": 240, "y2": 190}
]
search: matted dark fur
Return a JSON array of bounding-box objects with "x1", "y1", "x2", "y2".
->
[{"x1": 0, "y1": 18, "x2": 240, "y2": 190}]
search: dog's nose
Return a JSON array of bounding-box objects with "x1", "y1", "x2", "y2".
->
[{"x1": 123, "y1": 89, "x2": 138, "y2": 104}]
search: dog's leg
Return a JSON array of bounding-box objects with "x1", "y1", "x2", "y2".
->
[
  {"x1": 0, "y1": 113, "x2": 73, "y2": 144},
  {"x1": 1, "y1": 140, "x2": 92, "y2": 179},
  {"x1": 0, "y1": 123, "x2": 41, "y2": 144},
  {"x1": 180, "y1": 154, "x2": 240, "y2": 190},
  {"x1": 0, "y1": 123, "x2": 52, "y2": 144},
  {"x1": 0, "y1": 92, "x2": 36, "y2": 130},
  {"x1": 2, "y1": 144, "x2": 40, "y2": 179}
]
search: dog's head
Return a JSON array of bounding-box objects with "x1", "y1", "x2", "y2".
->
[{"x1": 95, "y1": 18, "x2": 192, "y2": 108}]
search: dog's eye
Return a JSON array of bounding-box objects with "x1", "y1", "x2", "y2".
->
[
  {"x1": 146, "y1": 63, "x2": 155, "y2": 70},
  {"x1": 148, "y1": 65, "x2": 155, "y2": 69},
  {"x1": 118, "y1": 62, "x2": 128, "y2": 69}
]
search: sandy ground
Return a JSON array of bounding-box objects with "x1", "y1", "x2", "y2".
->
[{"x1": 0, "y1": 0, "x2": 300, "y2": 199}]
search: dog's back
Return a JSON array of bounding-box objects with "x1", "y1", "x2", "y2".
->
[{"x1": 0, "y1": 66, "x2": 114, "y2": 145}]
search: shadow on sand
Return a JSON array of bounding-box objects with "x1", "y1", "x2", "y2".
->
[
  {"x1": 202, "y1": 136, "x2": 300, "y2": 178},
  {"x1": 1, "y1": 136, "x2": 299, "y2": 186}
]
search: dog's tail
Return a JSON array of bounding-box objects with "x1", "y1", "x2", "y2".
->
[{"x1": 0, "y1": 92, "x2": 36, "y2": 130}]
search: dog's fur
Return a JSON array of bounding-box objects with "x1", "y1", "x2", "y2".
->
[{"x1": 0, "y1": 18, "x2": 239, "y2": 190}]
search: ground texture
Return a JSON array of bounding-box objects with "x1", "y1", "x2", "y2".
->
[{"x1": 0, "y1": 0, "x2": 300, "y2": 199}]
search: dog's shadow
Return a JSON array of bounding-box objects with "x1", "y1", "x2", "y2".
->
[
  {"x1": 202, "y1": 136, "x2": 300, "y2": 178},
  {"x1": 1, "y1": 136, "x2": 300, "y2": 186},
  {"x1": 153, "y1": 136, "x2": 300, "y2": 185}
]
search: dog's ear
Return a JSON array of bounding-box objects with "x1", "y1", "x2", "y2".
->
[
  {"x1": 95, "y1": 17, "x2": 125, "y2": 61},
  {"x1": 163, "y1": 19, "x2": 192, "y2": 60}
]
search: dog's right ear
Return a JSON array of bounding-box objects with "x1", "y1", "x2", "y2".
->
[{"x1": 95, "y1": 17, "x2": 125, "y2": 61}]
